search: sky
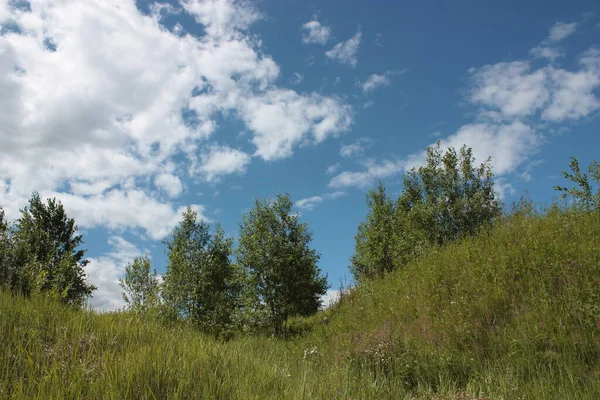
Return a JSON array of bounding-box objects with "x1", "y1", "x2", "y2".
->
[{"x1": 0, "y1": 0, "x2": 599, "y2": 311}]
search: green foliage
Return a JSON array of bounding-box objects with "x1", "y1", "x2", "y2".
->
[
  {"x1": 7, "y1": 193, "x2": 95, "y2": 306},
  {"x1": 555, "y1": 157, "x2": 600, "y2": 210},
  {"x1": 0, "y1": 206, "x2": 11, "y2": 288},
  {"x1": 162, "y1": 207, "x2": 239, "y2": 335},
  {"x1": 119, "y1": 255, "x2": 159, "y2": 314},
  {"x1": 237, "y1": 193, "x2": 329, "y2": 335},
  {"x1": 350, "y1": 182, "x2": 396, "y2": 280},
  {"x1": 351, "y1": 143, "x2": 502, "y2": 282}
]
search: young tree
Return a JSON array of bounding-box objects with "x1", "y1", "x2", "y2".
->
[
  {"x1": 554, "y1": 157, "x2": 600, "y2": 211},
  {"x1": 237, "y1": 193, "x2": 329, "y2": 335},
  {"x1": 11, "y1": 193, "x2": 95, "y2": 306},
  {"x1": 350, "y1": 182, "x2": 396, "y2": 281},
  {"x1": 0, "y1": 207, "x2": 11, "y2": 288},
  {"x1": 162, "y1": 207, "x2": 211, "y2": 321},
  {"x1": 397, "y1": 143, "x2": 502, "y2": 246},
  {"x1": 162, "y1": 208, "x2": 239, "y2": 335},
  {"x1": 119, "y1": 255, "x2": 159, "y2": 313},
  {"x1": 351, "y1": 143, "x2": 502, "y2": 282}
]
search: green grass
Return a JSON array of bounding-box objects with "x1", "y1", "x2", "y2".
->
[{"x1": 2, "y1": 208, "x2": 600, "y2": 399}]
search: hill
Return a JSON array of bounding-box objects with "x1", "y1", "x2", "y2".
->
[{"x1": 2, "y1": 207, "x2": 599, "y2": 399}]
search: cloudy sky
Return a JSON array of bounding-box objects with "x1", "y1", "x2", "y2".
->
[{"x1": 1, "y1": 0, "x2": 599, "y2": 310}]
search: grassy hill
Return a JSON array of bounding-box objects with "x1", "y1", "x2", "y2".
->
[{"x1": 2, "y1": 207, "x2": 600, "y2": 399}]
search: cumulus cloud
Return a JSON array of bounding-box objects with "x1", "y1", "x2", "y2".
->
[
  {"x1": 320, "y1": 289, "x2": 340, "y2": 309},
  {"x1": 470, "y1": 48, "x2": 600, "y2": 121},
  {"x1": 361, "y1": 71, "x2": 394, "y2": 92},
  {"x1": 45, "y1": 190, "x2": 207, "y2": 241},
  {"x1": 0, "y1": 0, "x2": 353, "y2": 234},
  {"x1": 340, "y1": 138, "x2": 373, "y2": 158},
  {"x1": 330, "y1": 121, "x2": 540, "y2": 190},
  {"x1": 325, "y1": 162, "x2": 341, "y2": 175},
  {"x1": 328, "y1": 159, "x2": 406, "y2": 189},
  {"x1": 86, "y1": 236, "x2": 142, "y2": 311},
  {"x1": 548, "y1": 21, "x2": 578, "y2": 42},
  {"x1": 530, "y1": 21, "x2": 578, "y2": 60},
  {"x1": 155, "y1": 173, "x2": 184, "y2": 198},
  {"x1": 326, "y1": 31, "x2": 362, "y2": 67},
  {"x1": 301, "y1": 18, "x2": 331, "y2": 45},
  {"x1": 296, "y1": 195, "x2": 323, "y2": 211},
  {"x1": 543, "y1": 48, "x2": 600, "y2": 121},
  {"x1": 296, "y1": 191, "x2": 346, "y2": 211},
  {"x1": 242, "y1": 90, "x2": 353, "y2": 160},
  {"x1": 198, "y1": 145, "x2": 251, "y2": 182}
]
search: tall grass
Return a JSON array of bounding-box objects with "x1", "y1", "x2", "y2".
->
[{"x1": 1, "y1": 207, "x2": 599, "y2": 399}]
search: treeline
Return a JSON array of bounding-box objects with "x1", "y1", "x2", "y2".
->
[
  {"x1": 0, "y1": 192, "x2": 328, "y2": 337},
  {"x1": 1, "y1": 142, "x2": 597, "y2": 338}
]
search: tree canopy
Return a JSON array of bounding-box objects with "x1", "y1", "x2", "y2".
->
[
  {"x1": 3, "y1": 193, "x2": 95, "y2": 306},
  {"x1": 237, "y1": 193, "x2": 328, "y2": 335},
  {"x1": 351, "y1": 143, "x2": 503, "y2": 282}
]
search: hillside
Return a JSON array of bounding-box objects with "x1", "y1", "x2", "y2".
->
[{"x1": 2, "y1": 207, "x2": 600, "y2": 399}]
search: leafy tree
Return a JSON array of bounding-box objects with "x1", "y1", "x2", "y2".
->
[
  {"x1": 351, "y1": 143, "x2": 502, "y2": 282},
  {"x1": 119, "y1": 255, "x2": 159, "y2": 313},
  {"x1": 554, "y1": 157, "x2": 600, "y2": 211},
  {"x1": 350, "y1": 182, "x2": 396, "y2": 280},
  {"x1": 237, "y1": 193, "x2": 329, "y2": 335},
  {"x1": 162, "y1": 207, "x2": 211, "y2": 321},
  {"x1": 162, "y1": 207, "x2": 239, "y2": 335},
  {"x1": 11, "y1": 193, "x2": 95, "y2": 306},
  {"x1": 0, "y1": 207, "x2": 11, "y2": 288}
]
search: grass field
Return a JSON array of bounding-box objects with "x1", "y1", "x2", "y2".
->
[{"x1": 2, "y1": 207, "x2": 599, "y2": 399}]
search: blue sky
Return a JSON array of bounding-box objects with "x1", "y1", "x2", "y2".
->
[{"x1": 0, "y1": 0, "x2": 599, "y2": 310}]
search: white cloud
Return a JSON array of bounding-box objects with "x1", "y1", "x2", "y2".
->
[
  {"x1": 469, "y1": 61, "x2": 549, "y2": 118},
  {"x1": 295, "y1": 191, "x2": 346, "y2": 211},
  {"x1": 325, "y1": 162, "x2": 341, "y2": 175},
  {"x1": 340, "y1": 138, "x2": 373, "y2": 158},
  {"x1": 548, "y1": 21, "x2": 578, "y2": 42},
  {"x1": 243, "y1": 90, "x2": 353, "y2": 160},
  {"x1": 469, "y1": 47, "x2": 600, "y2": 121},
  {"x1": 361, "y1": 72, "x2": 392, "y2": 92},
  {"x1": 46, "y1": 189, "x2": 207, "y2": 241},
  {"x1": 438, "y1": 121, "x2": 540, "y2": 175},
  {"x1": 198, "y1": 145, "x2": 251, "y2": 182},
  {"x1": 301, "y1": 19, "x2": 331, "y2": 45},
  {"x1": 320, "y1": 289, "x2": 340, "y2": 309},
  {"x1": 86, "y1": 236, "x2": 142, "y2": 311},
  {"x1": 0, "y1": 0, "x2": 11, "y2": 23},
  {"x1": 326, "y1": 190, "x2": 347, "y2": 199},
  {"x1": 155, "y1": 173, "x2": 184, "y2": 197},
  {"x1": 0, "y1": 0, "x2": 353, "y2": 234},
  {"x1": 296, "y1": 195, "x2": 323, "y2": 211},
  {"x1": 326, "y1": 31, "x2": 361, "y2": 67},
  {"x1": 181, "y1": 0, "x2": 262, "y2": 39},
  {"x1": 330, "y1": 121, "x2": 539, "y2": 190},
  {"x1": 328, "y1": 159, "x2": 406, "y2": 189},
  {"x1": 530, "y1": 21, "x2": 578, "y2": 60},
  {"x1": 290, "y1": 72, "x2": 303, "y2": 85},
  {"x1": 543, "y1": 48, "x2": 600, "y2": 121}
]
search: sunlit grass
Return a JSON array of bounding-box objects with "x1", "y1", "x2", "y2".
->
[{"x1": 2, "y1": 207, "x2": 599, "y2": 399}]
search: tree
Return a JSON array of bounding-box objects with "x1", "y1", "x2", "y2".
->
[
  {"x1": 351, "y1": 143, "x2": 502, "y2": 282},
  {"x1": 162, "y1": 207, "x2": 211, "y2": 321},
  {"x1": 11, "y1": 193, "x2": 95, "y2": 306},
  {"x1": 119, "y1": 255, "x2": 159, "y2": 313},
  {"x1": 237, "y1": 193, "x2": 329, "y2": 335},
  {"x1": 554, "y1": 157, "x2": 600, "y2": 211},
  {"x1": 162, "y1": 207, "x2": 239, "y2": 335},
  {"x1": 350, "y1": 182, "x2": 396, "y2": 280},
  {"x1": 0, "y1": 207, "x2": 11, "y2": 288}
]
